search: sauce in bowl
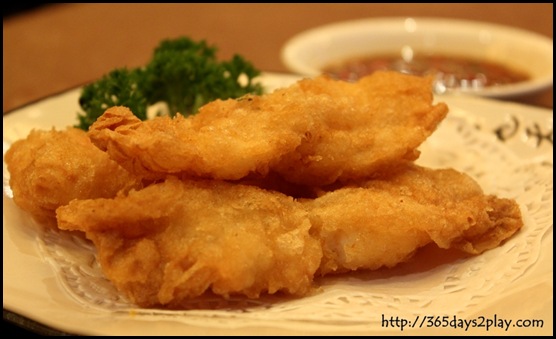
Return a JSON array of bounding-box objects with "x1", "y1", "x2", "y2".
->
[{"x1": 323, "y1": 54, "x2": 530, "y2": 93}]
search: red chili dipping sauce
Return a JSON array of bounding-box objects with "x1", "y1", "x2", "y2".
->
[{"x1": 323, "y1": 54, "x2": 530, "y2": 91}]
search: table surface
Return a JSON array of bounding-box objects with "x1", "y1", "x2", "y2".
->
[{"x1": 3, "y1": 3, "x2": 553, "y2": 114}]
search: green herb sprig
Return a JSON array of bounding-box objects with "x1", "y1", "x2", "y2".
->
[{"x1": 76, "y1": 36, "x2": 263, "y2": 130}]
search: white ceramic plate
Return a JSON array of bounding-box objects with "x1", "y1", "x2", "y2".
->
[
  {"x1": 3, "y1": 73, "x2": 553, "y2": 335},
  {"x1": 281, "y1": 17, "x2": 553, "y2": 98}
]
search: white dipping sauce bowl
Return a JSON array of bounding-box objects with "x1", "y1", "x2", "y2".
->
[{"x1": 281, "y1": 17, "x2": 553, "y2": 98}]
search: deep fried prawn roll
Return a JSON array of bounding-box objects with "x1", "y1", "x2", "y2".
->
[
  {"x1": 88, "y1": 72, "x2": 448, "y2": 185},
  {"x1": 305, "y1": 164, "x2": 523, "y2": 275},
  {"x1": 4, "y1": 127, "x2": 140, "y2": 226},
  {"x1": 56, "y1": 177, "x2": 322, "y2": 308}
]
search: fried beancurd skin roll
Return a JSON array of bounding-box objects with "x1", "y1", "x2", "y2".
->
[
  {"x1": 305, "y1": 164, "x2": 523, "y2": 275},
  {"x1": 88, "y1": 71, "x2": 448, "y2": 186},
  {"x1": 56, "y1": 177, "x2": 322, "y2": 308},
  {"x1": 4, "y1": 127, "x2": 140, "y2": 227}
]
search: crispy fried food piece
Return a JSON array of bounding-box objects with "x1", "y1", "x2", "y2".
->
[
  {"x1": 56, "y1": 177, "x2": 322, "y2": 308},
  {"x1": 4, "y1": 127, "x2": 140, "y2": 227},
  {"x1": 88, "y1": 71, "x2": 448, "y2": 185},
  {"x1": 304, "y1": 164, "x2": 523, "y2": 275}
]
